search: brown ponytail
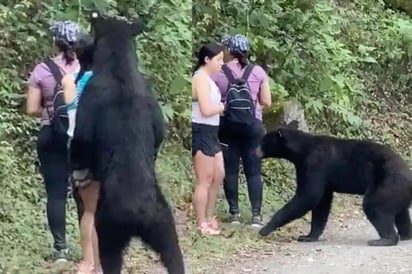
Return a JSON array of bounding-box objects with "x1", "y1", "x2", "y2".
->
[
  {"x1": 55, "y1": 39, "x2": 76, "y2": 65},
  {"x1": 232, "y1": 52, "x2": 249, "y2": 68},
  {"x1": 63, "y1": 47, "x2": 76, "y2": 65}
]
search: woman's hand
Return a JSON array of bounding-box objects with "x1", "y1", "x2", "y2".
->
[{"x1": 218, "y1": 102, "x2": 225, "y2": 114}]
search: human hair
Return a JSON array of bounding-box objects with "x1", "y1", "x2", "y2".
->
[
  {"x1": 231, "y1": 51, "x2": 249, "y2": 68},
  {"x1": 49, "y1": 21, "x2": 83, "y2": 66},
  {"x1": 73, "y1": 33, "x2": 95, "y2": 84},
  {"x1": 55, "y1": 39, "x2": 76, "y2": 66},
  {"x1": 193, "y1": 42, "x2": 224, "y2": 74}
]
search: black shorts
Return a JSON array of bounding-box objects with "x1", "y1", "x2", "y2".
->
[{"x1": 192, "y1": 122, "x2": 221, "y2": 157}]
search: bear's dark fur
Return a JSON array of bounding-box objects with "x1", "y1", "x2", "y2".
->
[
  {"x1": 256, "y1": 127, "x2": 412, "y2": 246},
  {"x1": 69, "y1": 12, "x2": 184, "y2": 273}
]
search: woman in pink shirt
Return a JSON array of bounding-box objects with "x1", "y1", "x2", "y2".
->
[
  {"x1": 211, "y1": 34, "x2": 272, "y2": 228},
  {"x1": 25, "y1": 21, "x2": 82, "y2": 265}
]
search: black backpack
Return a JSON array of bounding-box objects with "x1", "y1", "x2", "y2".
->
[
  {"x1": 222, "y1": 64, "x2": 256, "y2": 126},
  {"x1": 44, "y1": 58, "x2": 69, "y2": 137}
]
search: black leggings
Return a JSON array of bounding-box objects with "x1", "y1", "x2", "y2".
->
[
  {"x1": 37, "y1": 126, "x2": 70, "y2": 251},
  {"x1": 219, "y1": 120, "x2": 265, "y2": 216}
]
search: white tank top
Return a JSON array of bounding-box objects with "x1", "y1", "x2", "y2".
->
[{"x1": 192, "y1": 69, "x2": 221, "y2": 126}]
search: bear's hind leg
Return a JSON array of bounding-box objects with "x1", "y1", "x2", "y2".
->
[
  {"x1": 139, "y1": 204, "x2": 184, "y2": 274},
  {"x1": 298, "y1": 191, "x2": 333, "y2": 242},
  {"x1": 97, "y1": 220, "x2": 131, "y2": 274},
  {"x1": 395, "y1": 208, "x2": 412, "y2": 241},
  {"x1": 363, "y1": 199, "x2": 399, "y2": 246}
]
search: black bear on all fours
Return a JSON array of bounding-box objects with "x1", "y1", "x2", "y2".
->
[
  {"x1": 256, "y1": 127, "x2": 412, "y2": 247},
  {"x1": 69, "y1": 11, "x2": 184, "y2": 274}
]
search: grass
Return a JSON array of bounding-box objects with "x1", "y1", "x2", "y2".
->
[
  {"x1": 191, "y1": 171, "x2": 297, "y2": 273},
  {"x1": 192, "y1": 198, "x2": 363, "y2": 274}
]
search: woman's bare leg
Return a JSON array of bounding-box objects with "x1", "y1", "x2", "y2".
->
[
  {"x1": 206, "y1": 152, "x2": 225, "y2": 225},
  {"x1": 77, "y1": 181, "x2": 100, "y2": 273},
  {"x1": 92, "y1": 224, "x2": 101, "y2": 272},
  {"x1": 193, "y1": 150, "x2": 214, "y2": 227}
]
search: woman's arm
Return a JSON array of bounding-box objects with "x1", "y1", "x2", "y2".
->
[
  {"x1": 258, "y1": 76, "x2": 272, "y2": 108},
  {"x1": 62, "y1": 74, "x2": 76, "y2": 104},
  {"x1": 25, "y1": 86, "x2": 42, "y2": 116},
  {"x1": 193, "y1": 75, "x2": 224, "y2": 117},
  {"x1": 26, "y1": 64, "x2": 45, "y2": 117}
]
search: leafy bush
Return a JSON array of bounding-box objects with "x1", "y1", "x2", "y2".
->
[
  {"x1": 0, "y1": 0, "x2": 191, "y2": 271},
  {"x1": 194, "y1": 0, "x2": 411, "y2": 130}
]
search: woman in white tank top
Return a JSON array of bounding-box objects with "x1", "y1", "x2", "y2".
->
[{"x1": 192, "y1": 42, "x2": 225, "y2": 235}]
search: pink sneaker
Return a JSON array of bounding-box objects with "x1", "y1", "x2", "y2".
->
[
  {"x1": 197, "y1": 222, "x2": 220, "y2": 236},
  {"x1": 207, "y1": 216, "x2": 220, "y2": 230}
]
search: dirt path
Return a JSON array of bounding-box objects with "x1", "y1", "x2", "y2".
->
[
  {"x1": 203, "y1": 209, "x2": 412, "y2": 274},
  {"x1": 51, "y1": 202, "x2": 412, "y2": 274}
]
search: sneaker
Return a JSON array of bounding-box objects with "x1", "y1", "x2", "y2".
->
[
  {"x1": 229, "y1": 213, "x2": 241, "y2": 225},
  {"x1": 53, "y1": 248, "x2": 69, "y2": 264},
  {"x1": 251, "y1": 215, "x2": 264, "y2": 228}
]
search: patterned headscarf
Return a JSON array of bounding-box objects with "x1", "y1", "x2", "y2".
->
[
  {"x1": 220, "y1": 34, "x2": 250, "y2": 54},
  {"x1": 49, "y1": 21, "x2": 82, "y2": 46}
]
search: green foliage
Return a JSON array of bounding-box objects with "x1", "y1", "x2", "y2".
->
[
  {"x1": 0, "y1": 0, "x2": 191, "y2": 271},
  {"x1": 193, "y1": 0, "x2": 412, "y2": 132}
]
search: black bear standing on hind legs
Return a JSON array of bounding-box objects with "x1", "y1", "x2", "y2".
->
[
  {"x1": 69, "y1": 11, "x2": 184, "y2": 274},
  {"x1": 256, "y1": 126, "x2": 412, "y2": 247}
]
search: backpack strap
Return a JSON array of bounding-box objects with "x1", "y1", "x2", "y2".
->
[
  {"x1": 241, "y1": 64, "x2": 255, "y2": 82},
  {"x1": 221, "y1": 64, "x2": 237, "y2": 84},
  {"x1": 43, "y1": 58, "x2": 64, "y2": 120},
  {"x1": 242, "y1": 64, "x2": 258, "y2": 109},
  {"x1": 44, "y1": 58, "x2": 64, "y2": 88}
]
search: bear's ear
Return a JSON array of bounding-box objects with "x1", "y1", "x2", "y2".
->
[
  {"x1": 90, "y1": 10, "x2": 101, "y2": 20},
  {"x1": 89, "y1": 10, "x2": 103, "y2": 35},
  {"x1": 129, "y1": 18, "x2": 146, "y2": 36},
  {"x1": 287, "y1": 120, "x2": 299, "y2": 130}
]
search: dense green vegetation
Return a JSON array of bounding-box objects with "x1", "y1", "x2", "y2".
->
[
  {"x1": 193, "y1": 0, "x2": 411, "y2": 268},
  {"x1": 0, "y1": 0, "x2": 411, "y2": 272},
  {"x1": 0, "y1": 0, "x2": 191, "y2": 272}
]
